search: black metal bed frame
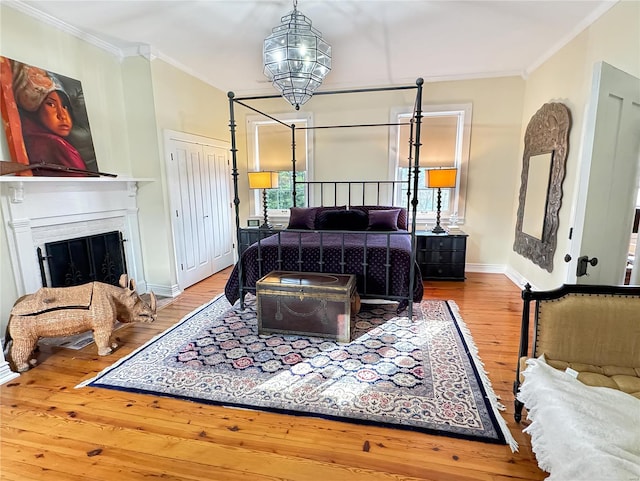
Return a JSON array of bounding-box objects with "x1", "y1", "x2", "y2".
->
[{"x1": 227, "y1": 79, "x2": 424, "y2": 318}]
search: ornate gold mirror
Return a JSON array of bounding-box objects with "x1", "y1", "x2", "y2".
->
[{"x1": 514, "y1": 102, "x2": 571, "y2": 272}]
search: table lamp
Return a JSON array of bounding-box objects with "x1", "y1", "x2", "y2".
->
[
  {"x1": 427, "y1": 168, "x2": 457, "y2": 234},
  {"x1": 248, "y1": 171, "x2": 279, "y2": 228}
]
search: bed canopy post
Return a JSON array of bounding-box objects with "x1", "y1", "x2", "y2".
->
[
  {"x1": 406, "y1": 117, "x2": 416, "y2": 219},
  {"x1": 228, "y1": 91, "x2": 246, "y2": 308},
  {"x1": 408, "y1": 77, "x2": 424, "y2": 319},
  {"x1": 291, "y1": 124, "x2": 297, "y2": 207}
]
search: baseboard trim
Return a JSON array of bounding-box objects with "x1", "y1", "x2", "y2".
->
[
  {"x1": 502, "y1": 266, "x2": 537, "y2": 290},
  {"x1": 0, "y1": 361, "x2": 19, "y2": 385},
  {"x1": 146, "y1": 283, "x2": 182, "y2": 299},
  {"x1": 465, "y1": 263, "x2": 505, "y2": 274},
  {"x1": 465, "y1": 263, "x2": 533, "y2": 290}
]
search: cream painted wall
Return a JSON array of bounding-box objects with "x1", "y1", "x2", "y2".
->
[
  {"x1": 508, "y1": 0, "x2": 640, "y2": 289},
  {"x1": 310, "y1": 89, "x2": 416, "y2": 182},
  {"x1": 120, "y1": 56, "x2": 170, "y2": 291},
  {"x1": 147, "y1": 59, "x2": 231, "y2": 290},
  {"x1": 151, "y1": 60, "x2": 230, "y2": 141},
  {"x1": 423, "y1": 77, "x2": 525, "y2": 268}
]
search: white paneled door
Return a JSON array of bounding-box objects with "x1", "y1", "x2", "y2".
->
[
  {"x1": 567, "y1": 62, "x2": 640, "y2": 284},
  {"x1": 166, "y1": 131, "x2": 234, "y2": 290}
]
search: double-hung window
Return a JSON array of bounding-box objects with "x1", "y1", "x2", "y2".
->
[
  {"x1": 247, "y1": 113, "x2": 312, "y2": 219},
  {"x1": 391, "y1": 104, "x2": 472, "y2": 225}
]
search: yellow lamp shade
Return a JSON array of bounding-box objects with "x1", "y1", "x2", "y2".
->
[
  {"x1": 248, "y1": 171, "x2": 279, "y2": 189},
  {"x1": 427, "y1": 168, "x2": 457, "y2": 188}
]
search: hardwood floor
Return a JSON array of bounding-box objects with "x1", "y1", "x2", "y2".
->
[{"x1": 1, "y1": 271, "x2": 545, "y2": 481}]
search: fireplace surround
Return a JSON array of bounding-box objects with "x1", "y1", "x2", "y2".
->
[{"x1": 1, "y1": 177, "x2": 149, "y2": 297}]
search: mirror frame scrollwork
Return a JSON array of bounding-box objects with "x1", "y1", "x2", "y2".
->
[{"x1": 514, "y1": 102, "x2": 571, "y2": 272}]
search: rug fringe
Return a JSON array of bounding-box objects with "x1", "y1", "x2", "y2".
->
[
  {"x1": 76, "y1": 294, "x2": 227, "y2": 389},
  {"x1": 446, "y1": 300, "x2": 519, "y2": 452}
]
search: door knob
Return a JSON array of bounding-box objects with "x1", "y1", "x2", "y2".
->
[{"x1": 576, "y1": 255, "x2": 598, "y2": 277}]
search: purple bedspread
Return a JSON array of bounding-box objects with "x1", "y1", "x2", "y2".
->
[{"x1": 224, "y1": 230, "x2": 423, "y2": 309}]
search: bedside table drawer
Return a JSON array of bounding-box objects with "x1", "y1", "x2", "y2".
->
[
  {"x1": 424, "y1": 236, "x2": 466, "y2": 251},
  {"x1": 419, "y1": 250, "x2": 466, "y2": 264},
  {"x1": 422, "y1": 263, "x2": 466, "y2": 279}
]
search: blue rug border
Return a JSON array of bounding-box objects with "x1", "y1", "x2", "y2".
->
[
  {"x1": 87, "y1": 382, "x2": 507, "y2": 446},
  {"x1": 84, "y1": 297, "x2": 509, "y2": 446},
  {"x1": 442, "y1": 301, "x2": 508, "y2": 446}
]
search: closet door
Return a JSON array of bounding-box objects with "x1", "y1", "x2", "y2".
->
[
  {"x1": 202, "y1": 143, "x2": 234, "y2": 274},
  {"x1": 167, "y1": 132, "x2": 234, "y2": 290},
  {"x1": 171, "y1": 139, "x2": 214, "y2": 288}
]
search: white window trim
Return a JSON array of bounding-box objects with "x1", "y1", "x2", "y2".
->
[
  {"x1": 246, "y1": 113, "x2": 314, "y2": 219},
  {"x1": 388, "y1": 103, "x2": 472, "y2": 226}
]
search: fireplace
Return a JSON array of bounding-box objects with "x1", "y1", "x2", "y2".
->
[
  {"x1": 1, "y1": 177, "x2": 148, "y2": 296},
  {"x1": 38, "y1": 230, "x2": 128, "y2": 288}
]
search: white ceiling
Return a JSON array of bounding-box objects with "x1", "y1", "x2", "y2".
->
[{"x1": 10, "y1": 0, "x2": 617, "y2": 96}]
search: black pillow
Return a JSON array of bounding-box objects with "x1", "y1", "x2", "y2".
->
[
  {"x1": 316, "y1": 209, "x2": 368, "y2": 231},
  {"x1": 313, "y1": 205, "x2": 346, "y2": 229}
]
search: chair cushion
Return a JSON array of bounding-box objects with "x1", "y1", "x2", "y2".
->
[{"x1": 521, "y1": 355, "x2": 640, "y2": 399}]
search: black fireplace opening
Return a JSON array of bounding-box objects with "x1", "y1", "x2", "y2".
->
[{"x1": 38, "y1": 231, "x2": 128, "y2": 288}]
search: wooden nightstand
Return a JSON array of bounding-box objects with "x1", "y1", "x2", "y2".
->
[{"x1": 415, "y1": 230, "x2": 468, "y2": 281}]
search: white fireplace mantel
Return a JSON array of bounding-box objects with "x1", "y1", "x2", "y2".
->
[{"x1": 1, "y1": 176, "x2": 154, "y2": 297}]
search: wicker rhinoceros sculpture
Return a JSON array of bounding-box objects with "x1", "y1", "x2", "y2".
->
[{"x1": 7, "y1": 274, "x2": 157, "y2": 372}]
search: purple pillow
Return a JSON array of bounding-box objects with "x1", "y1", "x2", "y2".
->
[
  {"x1": 317, "y1": 209, "x2": 368, "y2": 231},
  {"x1": 287, "y1": 207, "x2": 317, "y2": 230},
  {"x1": 367, "y1": 209, "x2": 400, "y2": 231},
  {"x1": 352, "y1": 206, "x2": 407, "y2": 230}
]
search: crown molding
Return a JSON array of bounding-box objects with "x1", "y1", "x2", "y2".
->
[
  {"x1": 524, "y1": 0, "x2": 618, "y2": 78},
  {"x1": 5, "y1": 0, "x2": 124, "y2": 59},
  {"x1": 4, "y1": 1, "x2": 214, "y2": 86}
]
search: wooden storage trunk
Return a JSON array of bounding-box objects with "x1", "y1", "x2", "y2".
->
[{"x1": 256, "y1": 271, "x2": 358, "y2": 343}]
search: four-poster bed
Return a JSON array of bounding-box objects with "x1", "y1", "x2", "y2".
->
[{"x1": 224, "y1": 79, "x2": 425, "y2": 318}]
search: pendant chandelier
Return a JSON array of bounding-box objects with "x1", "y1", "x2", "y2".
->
[{"x1": 263, "y1": 0, "x2": 331, "y2": 110}]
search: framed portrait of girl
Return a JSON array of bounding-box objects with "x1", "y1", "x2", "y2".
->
[{"x1": 0, "y1": 56, "x2": 99, "y2": 177}]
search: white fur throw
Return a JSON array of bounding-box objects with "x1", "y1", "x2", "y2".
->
[{"x1": 518, "y1": 357, "x2": 640, "y2": 481}]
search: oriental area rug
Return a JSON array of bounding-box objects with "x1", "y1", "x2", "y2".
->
[{"x1": 78, "y1": 295, "x2": 516, "y2": 449}]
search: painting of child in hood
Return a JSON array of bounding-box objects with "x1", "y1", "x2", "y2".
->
[{"x1": 0, "y1": 57, "x2": 99, "y2": 176}]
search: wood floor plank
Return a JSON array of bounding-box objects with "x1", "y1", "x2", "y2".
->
[
  {"x1": 2, "y1": 398, "x2": 539, "y2": 481},
  {"x1": 1, "y1": 271, "x2": 546, "y2": 481},
  {"x1": 3, "y1": 409, "x2": 437, "y2": 481},
  {"x1": 2, "y1": 428, "x2": 298, "y2": 481}
]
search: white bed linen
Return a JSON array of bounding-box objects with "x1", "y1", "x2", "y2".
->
[{"x1": 518, "y1": 356, "x2": 640, "y2": 481}]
